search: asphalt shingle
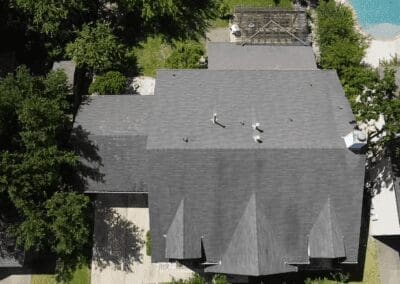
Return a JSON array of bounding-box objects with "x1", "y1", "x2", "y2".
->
[{"x1": 208, "y1": 43, "x2": 317, "y2": 70}]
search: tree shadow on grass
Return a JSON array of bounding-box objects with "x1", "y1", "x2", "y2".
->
[{"x1": 92, "y1": 200, "x2": 144, "y2": 272}]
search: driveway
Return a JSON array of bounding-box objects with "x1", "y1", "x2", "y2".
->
[
  {"x1": 375, "y1": 236, "x2": 400, "y2": 284},
  {"x1": 91, "y1": 194, "x2": 193, "y2": 284}
]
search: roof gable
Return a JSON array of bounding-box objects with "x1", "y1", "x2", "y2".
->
[
  {"x1": 166, "y1": 199, "x2": 185, "y2": 259},
  {"x1": 308, "y1": 199, "x2": 346, "y2": 259}
]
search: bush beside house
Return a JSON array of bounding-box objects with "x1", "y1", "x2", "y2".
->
[{"x1": 89, "y1": 71, "x2": 127, "y2": 95}]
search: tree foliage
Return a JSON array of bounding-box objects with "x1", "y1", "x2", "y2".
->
[
  {"x1": 316, "y1": 0, "x2": 400, "y2": 147},
  {"x1": 0, "y1": 66, "x2": 90, "y2": 281},
  {"x1": 14, "y1": 0, "x2": 84, "y2": 36},
  {"x1": 169, "y1": 273, "x2": 228, "y2": 284},
  {"x1": 89, "y1": 71, "x2": 127, "y2": 95},
  {"x1": 8, "y1": 0, "x2": 222, "y2": 72},
  {"x1": 316, "y1": 1, "x2": 366, "y2": 76},
  {"x1": 165, "y1": 40, "x2": 205, "y2": 69},
  {"x1": 66, "y1": 22, "x2": 127, "y2": 73}
]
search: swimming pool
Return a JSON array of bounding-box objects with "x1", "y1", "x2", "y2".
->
[{"x1": 349, "y1": 0, "x2": 400, "y2": 39}]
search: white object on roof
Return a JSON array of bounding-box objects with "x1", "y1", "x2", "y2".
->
[
  {"x1": 343, "y1": 130, "x2": 367, "y2": 151},
  {"x1": 253, "y1": 134, "x2": 262, "y2": 143},
  {"x1": 229, "y1": 24, "x2": 241, "y2": 36}
]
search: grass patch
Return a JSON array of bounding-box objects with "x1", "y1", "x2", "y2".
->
[
  {"x1": 305, "y1": 237, "x2": 380, "y2": 284},
  {"x1": 133, "y1": 36, "x2": 172, "y2": 77},
  {"x1": 31, "y1": 265, "x2": 91, "y2": 284},
  {"x1": 349, "y1": 237, "x2": 380, "y2": 284},
  {"x1": 211, "y1": 18, "x2": 230, "y2": 28},
  {"x1": 146, "y1": 230, "x2": 152, "y2": 256}
]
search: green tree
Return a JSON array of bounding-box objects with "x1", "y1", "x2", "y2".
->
[
  {"x1": 353, "y1": 69, "x2": 400, "y2": 142},
  {"x1": 316, "y1": 0, "x2": 362, "y2": 48},
  {"x1": 316, "y1": 0, "x2": 400, "y2": 149},
  {"x1": 319, "y1": 39, "x2": 365, "y2": 76},
  {"x1": 165, "y1": 41, "x2": 205, "y2": 69},
  {"x1": 89, "y1": 71, "x2": 127, "y2": 95},
  {"x1": 14, "y1": 0, "x2": 85, "y2": 36},
  {"x1": 0, "y1": 66, "x2": 90, "y2": 281},
  {"x1": 7, "y1": 0, "x2": 222, "y2": 72},
  {"x1": 66, "y1": 22, "x2": 127, "y2": 73}
]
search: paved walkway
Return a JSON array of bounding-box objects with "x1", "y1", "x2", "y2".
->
[
  {"x1": 206, "y1": 28, "x2": 230, "y2": 44},
  {"x1": 0, "y1": 274, "x2": 31, "y2": 284},
  {"x1": 375, "y1": 236, "x2": 400, "y2": 284}
]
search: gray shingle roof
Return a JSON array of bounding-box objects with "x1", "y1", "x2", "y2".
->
[
  {"x1": 308, "y1": 199, "x2": 346, "y2": 259},
  {"x1": 147, "y1": 70, "x2": 355, "y2": 149},
  {"x1": 74, "y1": 96, "x2": 154, "y2": 193},
  {"x1": 76, "y1": 69, "x2": 365, "y2": 276},
  {"x1": 207, "y1": 43, "x2": 317, "y2": 70},
  {"x1": 148, "y1": 148, "x2": 365, "y2": 274}
]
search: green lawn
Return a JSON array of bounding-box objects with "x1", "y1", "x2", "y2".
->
[
  {"x1": 31, "y1": 265, "x2": 91, "y2": 284},
  {"x1": 349, "y1": 237, "x2": 380, "y2": 284},
  {"x1": 306, "y1": 237, "x2": 380, "y2": 284}
]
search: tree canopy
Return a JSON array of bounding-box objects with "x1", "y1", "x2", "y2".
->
[
  {"x1": 0, "y1": 66, "x2": 90, "y2": 280},
  {"x1": 66, "y1": 22, "x2": 127, "y2": 73},
  {"x1": 316, "y1": 0, "x2": 400, "y2": 148},
  {"x1": 5, "y1": 0, "x2": 222, "y2": 72}
]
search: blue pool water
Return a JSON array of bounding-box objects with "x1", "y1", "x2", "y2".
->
[{"x1": 349, "y1": 0, "x2": 400, "y2": 39}]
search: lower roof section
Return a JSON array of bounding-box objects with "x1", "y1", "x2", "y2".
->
[
  {"x1": 207, "y1": 43, "x2": 317, "y2": 70},
  {"x1": 149, "y1": 148, "x2": 365, "y2": 276}
]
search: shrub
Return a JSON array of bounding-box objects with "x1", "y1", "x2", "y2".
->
[
  {"x1": 145, "y1": 230, "x2": 151, "y2": 256},
  {"x1": 165, "y1": 41, "x2": 205, "y2": 69},
  {"x1": 89, "y1": 71, "x2": 126, "y2": 95},
  {"x1": 133, "y1": 36, "x2": 172, "y2": 77},
  {"x1": 218, "y1": 1, "x2": 231, "y2": 19},
  {"x1": 212, "y1": 274, "x2": 228, "y2": 284},
  {"x1": 169, "y1": 273, "x2": 204, "y2": 284}
]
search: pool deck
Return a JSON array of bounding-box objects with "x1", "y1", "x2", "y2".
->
[{"x1": 337, "y1": 0, "x2": 400, "y2": 67}]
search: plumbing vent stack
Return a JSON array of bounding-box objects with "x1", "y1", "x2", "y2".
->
[
  {"x1": 253, "y1": 134, "x2": 263, "y2": 143},
  {"x1": 252, "y1": 122, "x2": 263, "y2": 133},
  {"x1": 211, "y1": 113, "x2": 218, "y2": 124}
]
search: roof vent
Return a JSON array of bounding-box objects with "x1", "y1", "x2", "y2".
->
[
  {"x1": 343, "y1": 130, "x2": 367, "y2": 152},
  {"x1": 253, "y1": 134, "x2": 263, "y2": 143},
  {"x1": 211, "y1": 113, "x2": 218, "y2": 124},
  {"x1": 252, "y1": 122, "x2": 263, "y2": 133},
  {"x1": 211, "y1": 113, "x2": 225, "y2": 128},
  {"x1": 183, "y1": 137, "x2": 189, "y2": 143}
]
